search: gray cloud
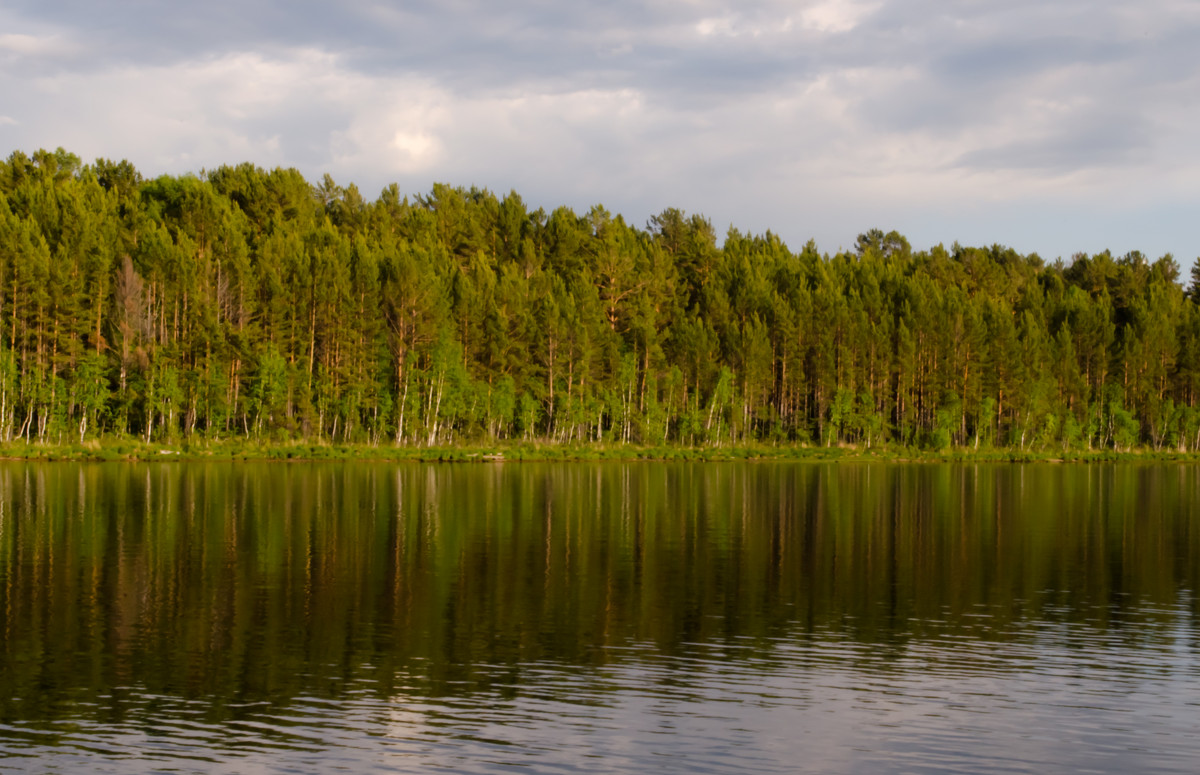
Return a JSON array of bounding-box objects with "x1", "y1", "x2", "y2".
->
[
  {"x1": 2, "y1": 1, "x2": 1200, "y2": 261},
  {"x1": 953, "y1": 120, "x2": 1152, "y2": 173}
]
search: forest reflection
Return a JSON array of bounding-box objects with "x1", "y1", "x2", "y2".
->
[{"x1": 1, "y1": 461, "x2": 1198, "y2": 716}]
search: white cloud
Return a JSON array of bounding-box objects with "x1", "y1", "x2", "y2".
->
[
  {"x1": 0, "y1": 32, "x2": 68, "y2": 56},
  {"x1": 800, "y1": 0, "x2": 881, "y2": 33},
  {"x1": 688, "y1": 2, "x2": 881, "y2": 40},
  {"x1": 694, "y1": 16, "x2": 736, "y2": 37},
  {"x1": 390, "y1": 132, "x2": 438, "y2": 166},
  {"x1": 6, "y1": 48, "x2": 456, "y2": 179}
]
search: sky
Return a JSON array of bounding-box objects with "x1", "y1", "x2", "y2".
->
[{"x1": 2, "y1": 0, "x2": 1198, "y2": 263}]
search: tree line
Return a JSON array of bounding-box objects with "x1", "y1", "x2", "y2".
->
[{"x1": 2, "y1": 147, "x2": 1198, "y2": 451}]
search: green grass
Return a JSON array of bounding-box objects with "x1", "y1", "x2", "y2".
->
[{"x1": 0, "y1": 437, "x2": 1197, "y2": 464}]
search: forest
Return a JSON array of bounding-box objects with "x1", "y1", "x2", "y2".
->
[{"x1": 1, "y1": 147, "x2": 1198, "y2": 452}]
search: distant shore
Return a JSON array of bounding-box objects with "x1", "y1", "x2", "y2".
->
[{"x1": 0, "y1": 440, "x2": 1195, "y2": 464}]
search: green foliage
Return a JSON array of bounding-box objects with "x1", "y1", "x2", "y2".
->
[{"x1": 1, "y1": 147, "x2": 1198, "y2": 451}]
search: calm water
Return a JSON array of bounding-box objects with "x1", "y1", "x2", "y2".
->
[{"x1": 1, "y1": 461, "x2": 1199, "y2": 773}]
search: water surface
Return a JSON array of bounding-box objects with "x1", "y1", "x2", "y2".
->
[{"x1": 1, "y1": 461, "x2": 1198, "y2": 772}]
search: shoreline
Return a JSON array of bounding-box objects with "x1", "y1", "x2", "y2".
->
[{"x1": 0, "y1": 440, "x2": 1195, "y2": 464}]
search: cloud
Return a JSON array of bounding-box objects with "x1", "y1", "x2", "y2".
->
[
  {"x1": 0, "y1": 32, "x2": 65, "y2": 55},
  {"x1": 953, "y1": 114, "x2": 1152, "y2": 173},
  {"x1": 2, "y1": 48, "x2": 454, "y2": 179},
  {"x1": 800, "y1": 0, "x2": 881, "y2": 33},
  {"x1": 1, "y1": 0, "x2": 1199, "y2": 261}
]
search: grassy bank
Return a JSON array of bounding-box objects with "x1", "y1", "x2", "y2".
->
[{"x1": 1, "y1": 439, "x2": 1198, "y2": 464}]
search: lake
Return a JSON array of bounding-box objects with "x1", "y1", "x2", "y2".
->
[{"x1": 1, "y1": 461, "x2": 1198, "y2": 773}]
